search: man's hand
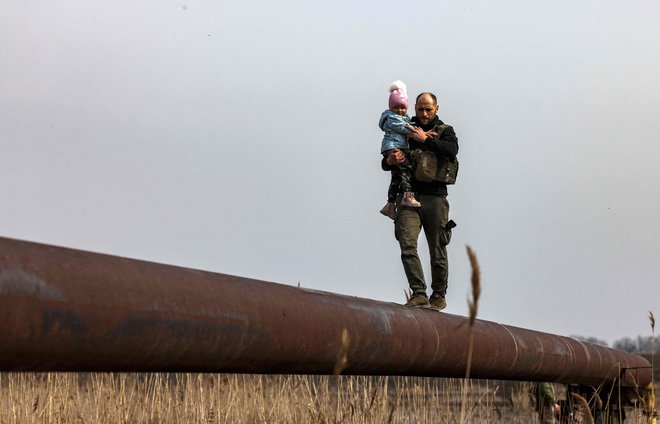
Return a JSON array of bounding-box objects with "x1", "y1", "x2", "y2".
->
[
  {"x1": 386, "y1": 149, "x2": 406, "y2": 166},
  {"x1": 552, "y1": 403, "x2": 561, "y2": 416},
  {"x1": 407, "y1": 127, "x2": 437, "y2": 142}
]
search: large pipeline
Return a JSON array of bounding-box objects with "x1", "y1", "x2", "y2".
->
[{"x1": 0, "y1": 237, "x2": 651, "y2": 388}]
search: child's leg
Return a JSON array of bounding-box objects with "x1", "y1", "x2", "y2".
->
[
  {"x1": 388, "y1": 169, "x2": 401, "y2": 203},
  {"x1": 399, "y1": 150, "x2": 421, "y2": 207},
  {"x1": 398, "y1": 152, "x2": 414, "y2": 193},
  {"x1": 380, "y1": 150, "x2": 400, "y2": 219}
]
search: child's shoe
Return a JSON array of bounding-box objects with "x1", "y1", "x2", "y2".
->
[
  {"x1": 401, "y1": 192, "x2": 421, "y2": 208},
  {"x1": 379, "y1": 202, "x2": 397, "y2": 220}
]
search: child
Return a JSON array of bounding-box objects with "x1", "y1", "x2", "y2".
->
[{"x1": 379, "y1": 81, "x2": 421, "y2": 220}]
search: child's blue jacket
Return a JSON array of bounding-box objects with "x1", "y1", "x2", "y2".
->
[{"x1": 379, "y1": 109, "x2": 411, "y2": 153}]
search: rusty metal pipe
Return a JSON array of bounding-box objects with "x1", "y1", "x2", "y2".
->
[{"x1": 0, "y1": 237, "x2": 651, "y2": 387}]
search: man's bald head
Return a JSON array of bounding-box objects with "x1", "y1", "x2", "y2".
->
[{"x1": 416, "y1": 92, "x2": 437, "y2": 105}]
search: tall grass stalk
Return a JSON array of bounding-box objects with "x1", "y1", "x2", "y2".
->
[
  {"x1": 459, "y1": 245, "x2": 481, "y2": 424},
  {"x1": 649, "y1": 311, "x2": 657, "y2": 423}
]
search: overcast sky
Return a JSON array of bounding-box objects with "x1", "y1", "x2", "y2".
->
[{"x1": 2, "y1": 0, "x2": 660, "y2": 345}]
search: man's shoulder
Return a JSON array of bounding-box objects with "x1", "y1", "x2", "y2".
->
[
  {"x1": 432, "y1": 118, "x2": 451, "y2": 128},
  {"x1": 433, "y1": 121, "x2": 456, "y2": 136}
]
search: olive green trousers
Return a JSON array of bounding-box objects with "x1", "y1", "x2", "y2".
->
[{"x1": 395, "y1": 194, "x2": 452, "y2": 297}]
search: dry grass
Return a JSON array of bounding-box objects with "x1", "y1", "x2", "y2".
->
[
  {"x1": 0, "y1": 373, "x2": 531, "y2": 423},
  {"x1": 1, "y1": 373, "x2": 655, "y2": 423}
]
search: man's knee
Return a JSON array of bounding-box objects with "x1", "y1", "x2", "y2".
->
[{"x1": 398, "y1": 235, "x2": 419, "y2": 257}]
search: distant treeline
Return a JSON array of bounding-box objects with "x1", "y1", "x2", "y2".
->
[{"x1": 572, "y1": 335, "x2": 660, "y2": 353}]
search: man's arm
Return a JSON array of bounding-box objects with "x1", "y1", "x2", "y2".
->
[
  {"x1": 381, "y1": 149, "x2": 405, "y2": 171},
  {"x1": 408, "y1": 125, "x2": 458, "y2": 159},
  {"x1": 539, "y1": 383, "x2": 555, "y2": 402}
]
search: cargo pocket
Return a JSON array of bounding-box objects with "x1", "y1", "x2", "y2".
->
[{"x1": 439, "y1": 220, "x2": 456, "y2": 246}]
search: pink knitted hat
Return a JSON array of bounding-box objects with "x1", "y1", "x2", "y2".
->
[{"x1": 388, "y1": 80, "x2": 408, "y2": 109}]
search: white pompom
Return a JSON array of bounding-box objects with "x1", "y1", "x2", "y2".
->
[{"x1": 389, "y1": 80, "x2": 407, "y2": 93}]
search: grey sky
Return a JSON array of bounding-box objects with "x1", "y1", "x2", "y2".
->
[{"x1": 2, "y1": 1, "x2": 660, "y2": 345}]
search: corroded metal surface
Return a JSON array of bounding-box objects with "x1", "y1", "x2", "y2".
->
[{"x1": 0, "y1": 237, "x2": 651, "y2": 387}]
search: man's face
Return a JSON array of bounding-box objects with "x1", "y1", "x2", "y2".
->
[{"x1": 415, "y1": 95, "x2": 439, "y2": 126}]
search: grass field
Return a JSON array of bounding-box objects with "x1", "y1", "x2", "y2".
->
[{"x1": 0, "y1": 372, "x2": 655, "y2": 423}]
